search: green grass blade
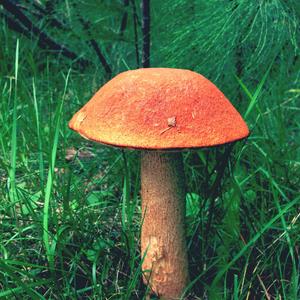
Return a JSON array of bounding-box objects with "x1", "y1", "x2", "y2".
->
[
  {"x1": 43, "y1": 69, "x2": 71, "y2": 270},
  {"x1": 32, "y1": 78, "x2": 44, "y2": 187},
  {"x1": 8, "y1": 39, "x2": 19, "y2": 207},
  {"x1": 234, "y1": 274, "x2": 239, "y2": 300},
  {"x1": 236, "y1": 60, "x2": 274, "y2": 119}
]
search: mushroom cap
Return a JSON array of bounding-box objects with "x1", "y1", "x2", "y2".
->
[{"x1": 69, "y1": 68, "x2": 249, "y2": 150}]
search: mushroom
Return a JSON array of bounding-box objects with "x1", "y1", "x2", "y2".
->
[{"x1": 69, "y1": 68, "x2": 249, "y2": 299}]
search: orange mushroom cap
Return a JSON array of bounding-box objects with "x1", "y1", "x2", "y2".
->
[{"x1": 69, "y1": 68, "x2": 249, "y2": 150}]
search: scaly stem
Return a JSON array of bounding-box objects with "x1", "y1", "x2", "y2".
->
[{"x1": 141, "y1": 151, "x2": 189, "y2": 299}]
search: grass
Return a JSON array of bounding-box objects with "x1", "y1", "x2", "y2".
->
[{"x1": 0, "y1": 14, "x2": 299, "y2": 300}]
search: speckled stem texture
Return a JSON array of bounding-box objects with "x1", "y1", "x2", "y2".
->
[{"x1": 141, "y1": 151, "x2": 189, "y2": 299}]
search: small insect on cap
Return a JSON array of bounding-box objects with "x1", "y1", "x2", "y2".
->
[{"x1": 69, "y1": 68, "x2": 249, "y2": 150}]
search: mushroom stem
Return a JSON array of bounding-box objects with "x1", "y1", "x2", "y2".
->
[{"x1": 141, "y1": 151, "x2": 189, "y2": 299}]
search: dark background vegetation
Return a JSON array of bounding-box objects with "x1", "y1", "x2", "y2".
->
[{"x1": 0, "y1": 0, "x2": 299, "y2": 299}]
